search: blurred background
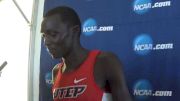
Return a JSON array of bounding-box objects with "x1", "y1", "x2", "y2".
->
[{"x1": 0, "y1": 0, "x2": 33, "y2": 101}]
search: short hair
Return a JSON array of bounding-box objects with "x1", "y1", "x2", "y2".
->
[{"x1": 44, "y1": 6, "x2": 81, "y2": 31}]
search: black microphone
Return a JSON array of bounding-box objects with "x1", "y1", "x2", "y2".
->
[{"x1": 0, "y1": 61, "x2": 7, "y2": 71}]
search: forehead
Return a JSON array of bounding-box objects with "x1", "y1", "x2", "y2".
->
[{"x1": 41, "y1": 14, "x2": 66, "y2": 31}]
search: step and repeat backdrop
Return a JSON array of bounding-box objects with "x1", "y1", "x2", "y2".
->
[{"x1": 40, "y1": 0, "x2": 180, "y2": 101}]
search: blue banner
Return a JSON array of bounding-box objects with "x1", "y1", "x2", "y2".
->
[{"x1": 40, "y1": 0, "x2": 180, "y2": 101}]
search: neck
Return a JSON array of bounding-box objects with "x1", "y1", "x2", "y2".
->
[{"x1": 62, "y1": 40, "x2": 89, "y2": 71}]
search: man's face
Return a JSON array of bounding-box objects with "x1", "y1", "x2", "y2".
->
[{"x1": 41, "y1": 14, "x2": 73, "y2": 59}]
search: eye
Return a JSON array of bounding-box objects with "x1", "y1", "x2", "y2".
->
[
  {"x1": 50, "y1": 31, "x2": 59, "y2": 37},
  {"x1": 41, "y1": 30, "x2": 59, "y2": 38},
  {"x1": 51, "y1": 32, "x2": 57, "y2": 37},
  {"x1": 41, "y1": 33, "x2": 49, "y2": 38}
]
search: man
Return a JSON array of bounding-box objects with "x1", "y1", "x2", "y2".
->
[{"x1": 41, "y1": 6, "x2": 132, "y2": 101}]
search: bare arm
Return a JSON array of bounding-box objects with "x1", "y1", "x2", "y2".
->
[{"x1": 96, "y1": 52, "x2": 132, "y2": 101}]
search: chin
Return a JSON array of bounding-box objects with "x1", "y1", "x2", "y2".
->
[{"x1": 51, "y1": 54, "x2": 62, "y2": 59}]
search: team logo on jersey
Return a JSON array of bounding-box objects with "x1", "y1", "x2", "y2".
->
[
  {"x1": 74, "y1": 78, "x2": 87, "y2": 84},
  {"x1": 53, "y1": 85, "x2": 87, "y2": 99}
]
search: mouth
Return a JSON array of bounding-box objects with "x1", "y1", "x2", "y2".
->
[
  {"x1": 47, "y1": 49, "x2": 61, "y2": 59},
  {"x1": 47, "y1": 49, "x2": 58, "y2": 59},
  {"x1": 46, "y1": 46, "x2": 62, "y2": 58}
]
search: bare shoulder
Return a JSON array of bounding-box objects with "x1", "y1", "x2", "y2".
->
[
  {"x1": 96, "y1": 51, "x2": 123, "y2": 68},
  {"x1": 96, "y1": 51, "x2": 132, "y2": 101},
  {"x1": 97, "y1": 51, "x2": 117, "y2": 59},
  {"x1": 93, "y1": 51, "x2": 122, "y2": 89},
  {"x1": 95, "y1": 51, "x2": 124, "y2": 80}
]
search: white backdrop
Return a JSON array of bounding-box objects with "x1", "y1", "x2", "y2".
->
[{"x1": 0, "y1": 0, "x2": 33, "y2": 101}]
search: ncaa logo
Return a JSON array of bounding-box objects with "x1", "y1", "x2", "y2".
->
[
  {"x1": 45, "y1": 72, "x2": 53, "y2": 88},
  {"x1": 82, "y1": 18, "x2": 97, "y2": 36},
  {"x1": 133, "y1": 79, "x2": 153, "y2": 100},
  {"x1": 133, "y1": 34, "x2": 153, "y2": 55},
  {"x1": 133, "y1": 0, "x2": 152, "y2": 14}
]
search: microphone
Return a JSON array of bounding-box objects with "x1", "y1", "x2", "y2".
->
[
  {"x1": 0, "y1": 61, "x2": 7, "y2": 71},
  {"x1": 0, "y1": 61, "x2": 7, "y2": 77}
]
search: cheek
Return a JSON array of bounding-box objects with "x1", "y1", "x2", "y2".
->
[
  {"x1": 54, "y1": 33, "x2": 73, "y2": 51},
  {"x1": 62, "y1": 36, "x2": 73, "y2": 47},
  {"x1": 54, "y1": 37, "x2": 67, "y2": 51},
  {"x1": 52, "y1": 36, "x2": 62, "y2": 45},
  {"x1": 55, "y1": 34, "x2": 66, "y2": 44}
]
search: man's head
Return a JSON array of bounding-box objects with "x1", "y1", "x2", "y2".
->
[{"x1": 41, "y1": 6, "x2": 81, "y2": 59}]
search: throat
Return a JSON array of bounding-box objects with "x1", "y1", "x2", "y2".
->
[{"x1": 62, "y1": 49, "x2": 89, "y2": 73}]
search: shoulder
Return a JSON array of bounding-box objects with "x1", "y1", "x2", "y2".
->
[
  {"x1": 95, "y1": 51, "x2": 132, "y2": 101},
  {"x1": 96, "y1": 51, "x2": 122, "y2": 66},
  {"x1": 93, "y1": 51, "x2": 122, "y2": 89},
  {"x1": 95, "y1": 51, "x2": 124, "y2": 79},
  {"x1": 95, "y1": 51, "x2": 123, "y2": 76},
  {"x1": 98, "y1": 51, "x2": 116, "y2": 58}
]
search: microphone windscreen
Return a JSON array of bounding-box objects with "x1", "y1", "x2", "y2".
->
[{"x1": 0, "y1": 61, "x2": 7, "y2": 71}]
